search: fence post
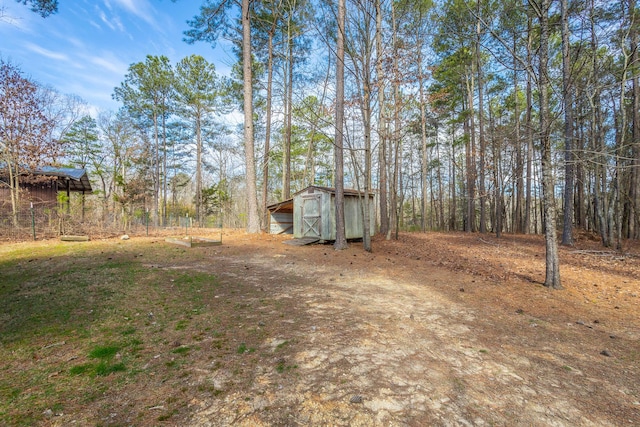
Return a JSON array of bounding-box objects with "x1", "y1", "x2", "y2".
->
[{"x1": 30, "y1": 202, "x2": 36, "y2": 241}]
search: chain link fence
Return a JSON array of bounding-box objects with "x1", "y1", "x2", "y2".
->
[{"x1": 0, "y1": 206, "x2": 225, "y2": 242}]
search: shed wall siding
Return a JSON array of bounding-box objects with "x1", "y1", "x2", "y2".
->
[
  {"x1": 292, "y1": 186, "x2": 374, "y2": 241},
  {"x1": 269, "y1": 212, "x2": 293, "y2": 234}
]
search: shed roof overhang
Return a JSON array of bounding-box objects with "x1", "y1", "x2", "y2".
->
[
  {"x1": 267, "y1": 198, "x2": 294, "y2": 214},
  {"x1": 292, "y1": 185, "x2": 375, "y2": 198},
  {"x1": 33, "y1": 166, "x2": 93, "y2": 193}
]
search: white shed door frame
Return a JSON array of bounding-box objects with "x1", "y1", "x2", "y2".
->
[{"x1": 301, "y1": 195, "x2": 321, "y2": 238}]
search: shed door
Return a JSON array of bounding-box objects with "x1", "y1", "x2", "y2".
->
[{"x1": 301, "y1": 196, "x2": 321, "y2": 238}]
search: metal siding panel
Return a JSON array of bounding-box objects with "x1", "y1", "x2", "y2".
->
[
  {"x1": 290, "y1": 186, "x2": 375, "y2": 242},
  {"x1": 270, "y1": 212, "x2": 293, "y2": 234},
  {"x1": 293, "y1": 196, "x2": 303, "y2": 238},
  {"x1": 369, "y1": 196, "x2": 376, "y2": 236},
  {"x1": 345, "y1": 196, "x2": 363, "y2": 239},
  {"x1": 322, "y1": 191, "x2": 336, "y2": 240}
]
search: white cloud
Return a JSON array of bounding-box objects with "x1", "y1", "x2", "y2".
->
[
  {"x1": 111, "y1": 0, "x2": 152, "y2": 21},
  {"x1": 89, "y1": 54, "x2": 128, "y2": 76},
  {"x1": 88, "y1": 19, "x2": 101, "y2": 30},
  {"x1": 24, "y1": 42, "x2": 69, "y2": 61},
  {"x1": 66, "y1": 37, "x2": 85, "y2": 49},
  {"x1": 98, "y1": 8, "x2": 116, "y2": 31},
  {"x1": 109, "y1": 0, "x2": 160, "y2": 30}
]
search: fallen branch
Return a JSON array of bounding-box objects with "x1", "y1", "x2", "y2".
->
[
  {"x1": 478, "y1": 238, "x2": 499, "y2": 247},
  {"x1": 42, "y1": 341, "x2": 65, "y2": 349}
]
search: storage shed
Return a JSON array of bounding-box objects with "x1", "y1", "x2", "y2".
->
[{"x1": 267, "y1": 185, "x2": 375, "y2": 242}]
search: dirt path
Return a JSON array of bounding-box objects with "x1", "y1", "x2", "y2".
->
[{"x1": 181, "y1": 233, "x2": 640, "y2": 426}]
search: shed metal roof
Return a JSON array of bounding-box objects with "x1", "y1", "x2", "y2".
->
[
  {"x1": 266, "y1": 198, "x2": 294, "y2": 213},
  {"x1": 0, "y1": 164, "x2": 92, "y2": 193},
  {"x1": 292, "y1": 185, "x2": 374, "y2": 198},
  {"x1": 33, "y1": 166, "x2": 93, "y2": 193}
]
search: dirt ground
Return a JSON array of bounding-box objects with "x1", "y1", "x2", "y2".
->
[
  {"x1": 4, "y1": 229, "x2": 640, "y2": 426},
  {"x1": 173, "y1": 230, "x2": 640, "y2": 426}
]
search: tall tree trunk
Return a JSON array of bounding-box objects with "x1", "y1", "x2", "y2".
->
[
  {"x1": 630, "y1": 0, "x2": 640, "y2": 239},
  {"x1": 450, "y1": 126, "x2": 457, "y2": 230},
  {"x1": 561, "y1": 0, "x2": 575, "y2": 245},
  {"x1": 419, "y1": 48, "x2": 428, "y2": 233},
  {"x1": 537, "y1": 0, "x2": 562, "y2": 289},
  {"x1": 436, "y1": 126, "x2": 445, "y2": 230},
  {"x1": 575, "y1": 111, "x2": 586, "y2": 229},
  {"x1": 612, "y1": 93, "x2": 623, "y2": 250},
  {"x1": 362, "y1": 54, "x2": 373, "y2": 252},
  {"x1": 476, "y1": 0, "x2": 487, "y2": 234},
  {"x1": 261, "y1": 28, "x2": 276, "y2": 232},
  {"x1": 388, "y1": 0, "x2": 400, "y2": 240},
  {"x1": 524, "y1": 16, "x2": 534, "y2": 235},
  {"x1": 283, "y1": 25, "x2": 293, "y2": 200},
  {"x1": 242, "y1": 0, "x2": 260, "y2": 233},
  {"x1": 153, "y1": 112, "x2": 160, "y2": 227},
  {"x1": 465, "y1": 71, "x2": 476, "y2": 232},
  {"x1": 162, "y1": 112, "x2": 167, "y2": 226},
  {"x1": 376, "y1": 0, "x2": 389, "y2": 236},
  {"x1": 514, "y1": 34, "x2": 524, "y2": 234},
  {"x1": 490, "y1": 108, "x2": 502, "y2": 237},
  {"x1": 334, "y1": 0, "x2": 348, "y2": 250},
  {"x1": 196, "y1": 115, "x2": 203, "y2": 225}
]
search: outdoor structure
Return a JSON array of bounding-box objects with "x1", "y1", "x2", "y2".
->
[
  {"x1": 267, "y1": 185, "x2": 375, "y2": 242},
  {"x1": 267, "y1": 198, "x2": 294, "y2": 235},
  {"x1": 0, "y1": 166, "x2": 92, "y2": 211}
]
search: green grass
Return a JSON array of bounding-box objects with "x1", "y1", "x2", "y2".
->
[
  {"x1": 276, "y1": 363, "x2": 298, "y2": 374},
  {"x1": 89, "y1": 345, "x2": 121, "y2": 359},
  {"x1": 0, "y1": 239, "x2": 287, "y2": 426},
  {"x1": 172, "y1": 346, "x2": 191, "y2": 355},
  {"x1": 94, "y1": 362, "x2": 127, "y2": 376}
]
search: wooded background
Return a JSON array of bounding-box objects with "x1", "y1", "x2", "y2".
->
[{"x1": 2, "y1": 0, "x2": 640, "y2": 260}]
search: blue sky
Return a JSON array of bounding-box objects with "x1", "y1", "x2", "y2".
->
[{"x1": 0, "y1": 0, "x2": 235, "y2": 114}]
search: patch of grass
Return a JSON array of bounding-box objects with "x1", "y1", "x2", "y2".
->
[
  {"x1": 127, "y1": 337, "x2": 143, "y2": 347},
  {"x1": 276, "y1": 340, "x2": 289, "y2": 350},
  {"x1": 237, "y1": 342, "x2": 247, "y2": 354},
  {"x1": 171, "y1": 346, "x2": 190, "y2": 355},
  {"x1": 121, "y1": 326, "x2": 136, "y2": 336},
  {"x1": 70, "y1": 360, "x2": 127, "y2": 377},
  {"x1": 276, "y1": 363, "x2": 298, "y2": 374},
  {"x1": 157, "y1": 408, "x2": 178, "y2": 421},
  {"x1": 69, "y1": 363, "x2": 93, "y2": 376},
  {"x1": 89, "y1": 344, "x2": 121, "y2": 359},
  {"x1": 0, "y1": 240, "x2": 267, "y2": 425},
  {"x1": 165, "y1": 360, "x2": 178, "y2": 368},
  {"x1": 95, "y1": 361, "x2": 126, "y2": 376},
  {"x1": 175, "y1": 319, "x2": 189, "y2": 331}
]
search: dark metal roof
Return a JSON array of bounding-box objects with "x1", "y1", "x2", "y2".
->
[{"x1": 34, "y1": 166, "x2": 93, "y2": 193}]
